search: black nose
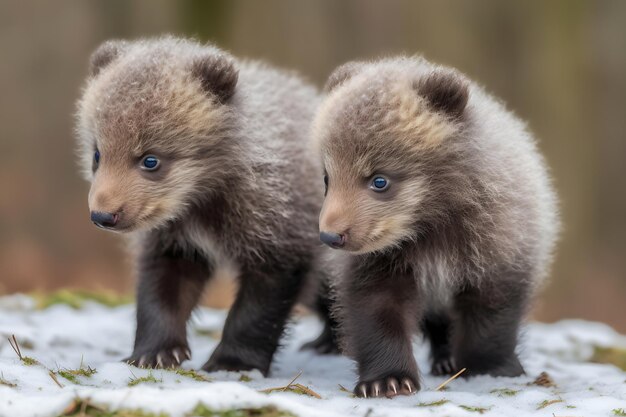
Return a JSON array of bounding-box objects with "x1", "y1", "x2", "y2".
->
[
  {"x1": 90, "y1": 211, "x2": 118, "y2": 229},
  {"x1": 320, "y1": 231, "x2": 345, "y2": 248}
]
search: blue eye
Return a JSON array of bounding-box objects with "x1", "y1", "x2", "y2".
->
[
  {"x1": 371, "y1": 176, "x2": 389, "y2": 192},
  {"x1": 141, "y1": 155, "x2": 160, "y2": 171},
  {"x1": 94, "y1": 149, "x2": 100, "y2": 164}
]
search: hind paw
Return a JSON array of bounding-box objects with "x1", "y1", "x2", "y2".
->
[
  {"x1": 431, "y1": 356, "x2": 457, "y2": 376},
  {"x1": 300, "y1": 334, "x2": 340, "y2": 355}
]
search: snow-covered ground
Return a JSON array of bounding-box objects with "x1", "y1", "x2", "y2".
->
[{"x1": 0, "y1": 294, "x2": 625, "y2": 417}]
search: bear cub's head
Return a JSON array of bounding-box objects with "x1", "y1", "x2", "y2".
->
[
  {"x1": 315, "y1": 58, "x2": 470, "y2": 254},
  {"x1": 76, "y1": 38, "x2": 239, "y2": 233}
]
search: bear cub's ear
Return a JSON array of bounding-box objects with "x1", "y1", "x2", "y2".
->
[
  {"x1": 324, "y1": 61, "x2": 366, "y2": 92},
  {"x1": 191, "y1": 52, "x2": 239, "y2": 103},
  {"x1": 416, "y1": 69, "x2": 469, "y2": 118},
  {"x1": 89, "y1": 40, "x2": 126, "y2": 77}
]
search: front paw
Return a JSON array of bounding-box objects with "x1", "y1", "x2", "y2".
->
[
  {"x1": 355, "y1": 375, "x2": 419, "y2": 398},
  {"x1": 124, "y1": 345, "x2": 191, "y2": 369}
]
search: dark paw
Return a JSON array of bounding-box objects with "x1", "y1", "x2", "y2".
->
[
  {"x1": 460, "y1": 354, "x2": 524, "y2": 377},
  {"x1": 487, "y1": 359, "x2": 525, "y2": 377},
  {"x1": 124, "y1": 346, "x2": 191, "y2": 369},
  {"x1": 203, "y1": 341, "x2": 272, "y2": 375},
  {"x1": 300, "y1": 334, "x2": 340, "y2": 355},
  {"x1": 202, "y1": 353, "x2": 267, "y2": 375},
  {"x1": 355, "y1": 375, "x2": 419, "y2": 398},
  {"x1": 431, "y1": 356, "x2": 457, "y2": 376}
]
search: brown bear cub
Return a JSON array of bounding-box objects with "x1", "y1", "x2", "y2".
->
[
  {"x1": 76, "y1": 37, "x2": 336, "y2": 375},
  {"x1": 314, "y1": 57, "x2": 559, "y2": 397}
]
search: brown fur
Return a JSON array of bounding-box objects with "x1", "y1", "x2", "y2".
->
[{"x1": 315, "y1": 56, "x2": 559, "y2": 397}]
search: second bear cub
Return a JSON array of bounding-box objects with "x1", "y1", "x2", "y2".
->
[{"x1": 314, "y1": 57, "x2": 559, "y2": 397}]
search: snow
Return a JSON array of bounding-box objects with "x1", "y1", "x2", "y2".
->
[{"x1": 0, "y1": 295, "x2": 625, "y2": 417}]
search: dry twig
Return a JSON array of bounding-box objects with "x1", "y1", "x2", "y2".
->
[
  {"x1": 282, "y1": 370, "x2": 303, "y2": 391},
  {"x1": 7, "y1": 335, "x2": 22, "y2": 359},
  {"x1": 48, "y1": 371, "x2": 64, "y2": 388},
  {"x1": 436, "y1": 367, "x2": 467, "y2": 391},
  {"x1": 259, "y1": 371, "x2": 322, "y2": 399}
]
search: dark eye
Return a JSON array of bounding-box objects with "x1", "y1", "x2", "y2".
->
[
  {"x1": 141, "y1": 155, "x2": 160, "y2": 171},
  {"x1": 370, "y1": 176, "x2": 389, "y2": 192},
  {"x1": 92, "y1": 149, "x2": 100, "y2": 172},
  {"x1": 323, "y1": 174, "x2": 329, "y2": 195}
]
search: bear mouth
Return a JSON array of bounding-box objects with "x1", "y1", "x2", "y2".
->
[{"x1": 93, "y1": 222, "x2": 134, "y2": 233}]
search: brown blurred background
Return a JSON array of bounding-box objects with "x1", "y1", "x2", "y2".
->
[{"x1": 0, "y1": 0, "x2": 624, "y2": 329}]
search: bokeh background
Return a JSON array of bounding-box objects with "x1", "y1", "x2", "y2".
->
[{"x1": 1, "y1": 0, "x2": 624, "y2": 330}]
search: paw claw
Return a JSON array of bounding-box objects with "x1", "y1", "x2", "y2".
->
[
  {"x1": 388, "y1": 378, "x2": 398, "y2": 396},
  {"x1": 402, "y1": 378, "x2": 415, "y2": 394},
  {"x1": 372, "y1": 381, "x2": 381, "y2": 397}
]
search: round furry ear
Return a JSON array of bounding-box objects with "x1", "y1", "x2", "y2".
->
[
  {"x1": 89, "y1": 40, "x2": 126, "y2": 77},
  {"x1": 416, "y1": 69, "x2": 469, "y2": 118},
  {"x1": 324, "y1": 61, "x2": 365, "y2": 92},
  {"x1": 191, "y1": 53, "x2": 239, "y2": 102}
]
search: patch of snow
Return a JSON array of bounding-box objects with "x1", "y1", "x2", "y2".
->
[{"x1": 0, "y1": 295, "x2": 624, "y2": 417}]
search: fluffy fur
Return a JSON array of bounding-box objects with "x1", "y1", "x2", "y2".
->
[
  {"x1": 76, "y1": 36, "x2": 336, "y2": 374},
  {"x1": 314, "y1": 57, "x2": 559, "y2": 397}
]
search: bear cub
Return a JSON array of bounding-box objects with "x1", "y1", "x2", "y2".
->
[
  {"x1": 314, "y1": 57, "x2": 559, "y2": 397},
  {"x1": 76, "y1": 37, "x2": 335, "y2": 375}
]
